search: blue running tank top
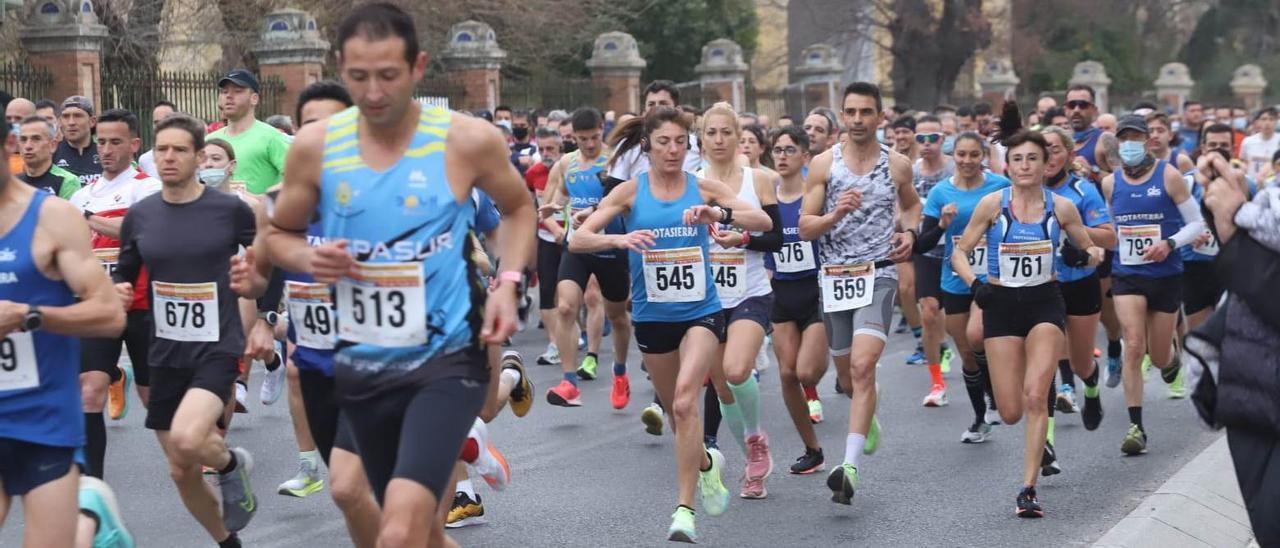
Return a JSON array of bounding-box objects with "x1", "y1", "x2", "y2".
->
[
  {"x1": 284, "y1": 222, "x2": 336, "y2": 377},
  {"x1": 318, "y1": 106, "x2": 481, "y2": 379},
  {"x1": 0, "y1": 191, "x2": 82, "y2": 447},
  {"x1": 765, "y1": 195, "x2": 819, "y2": 280},
  {"x1": 986, "y1": 188, "x2": 1060, "y2": 286},
  {"x1": 1075, "y1": 128, "x2": 1102, "y2": 173},
  {"x1": 1109, "y1": 160, "x2": 1183, "y2": 278},
  {"x1": 925, "y1": 172, "x2": 1011, "y2": 295},
  {"x1": 564, "y1": 150, "x2": 623, "y2": 257},
  {"x1": 1050, "y1": 174, "x2": 1111, "y2": 282},
  {"x1": 626, "y1": 172, "x2": 721, "y2": 323}
]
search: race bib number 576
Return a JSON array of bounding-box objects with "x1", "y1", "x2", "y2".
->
[{"x1": 336, "y1": 262, "x2": 426, "y2": 348}]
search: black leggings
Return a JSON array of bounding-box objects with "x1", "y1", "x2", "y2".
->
[
  {"x1": 297, "y1": 369, "x2": 357, "y2": 466},
  {"x1": 343, "y1": 376, "x2": 487, "y2": 502}
]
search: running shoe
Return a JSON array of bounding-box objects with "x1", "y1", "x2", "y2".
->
[
  {"x1": 1040, "y1": 441, "x2": 1061, "y2": 477},
  {"x1": 260, "y1": 351, "x2": 285, "y2": 406},
  {"x1": 641, "y1": 402, "x2": 665, "y2": 436},
  {"x1": 905, "y1": 346, "x2": 926, "y2": 366},
  {"x1": 922, "y1": 384, "x2": 948, "y2": 407},
  {"x1": 984, "y1": 393, "x2": 1002, "y2": 425},
  {"x1": 1016, "y1": 486, "x2": 1044, "y2": 518},
  {"x1": 667, "y1": 506, "x2": 696, "y2": 543},
  {"x1": 276, "y1": 457, "x2": 324, "y2": 498},
  {"x1": 1055, "y1": 384, "x2": 1079, "y2": 414},
  {"x1": 1105, "y1": 355, "x2": 1123, "y2": 388},
  {"x1": 108, "y1": 365, "x2": 132, "y2": 421},
  {"x1": 234, "y1": 380, "x2": 249, "y2": 413},
  {"x1": 699, "y1": 448, "x2": 730, "y2": 516},
  {"x1": 219, "y1": 447, "x2": 258, "y2": 532},
  {"x1": 961, "y1": 421, "x2": 992, "y2": 443},
  {"x1": 536, "y1": 343, "x2": 560, "y2": 366},
  {"x1": 807, "y1": 398, "x2": 824, "y2": 424},
  {"x1": 446, "y1": 491, "x2": 486, "y2": 529},
  {"x1": 79, "y1": 476, "x2": 135, "y2": 548},
  {"x1": 470, "y1": 420, "x2": 511, "y2": 490},
  {"x1": 546, "y1": 380, "x2": 582, "y2": 407},
  {"x1": 863, "y1": 416, "x2": 882, "y2": 455},
  {"x1": 745, "y1": 433, "x2": 774, "y2": 481},
  {"x1": 1082, "y1": 392, "x2": 1103, "y2": 431},
  {"x1": 826, "y1": 463, "x2": 859, "y2": 505},
  {"x1": 503, "y1": 350, "x2": 533, "y2": 418},
  {"x1": 610, "y1": 373, "x2": 630, "y2": 410},
  {"x1": 576, "y1": 354, "x2": 598, "y2": 380},
  {"x1": 754, "y1": 345, "x2": 772, "y2": 372},
  {"x1": 1167, "y1": 364, "x2": 1187, "y2": 399},
  {"x1": 578, "y1": 330, "x2": 587, "y2": 350},
  {"x1": 940, "y1": 345, "x2": 953, "y2": 374},
  {"x1": 740, "y1": 474, "x2": 766, "y2": 499},
  {"x1": 789, "y1": 447, "x2": 824, "y2": 475},
  {"x1": 1121, "y1": 424, "x2": 1147, "y2": 455}
]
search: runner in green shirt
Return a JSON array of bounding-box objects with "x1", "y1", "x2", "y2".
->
[{"x1": 207, "y1": 69, "x2": 290, "y2": 195}]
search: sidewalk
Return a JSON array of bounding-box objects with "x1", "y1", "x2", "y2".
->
[{"x1": 1094, "y1": 434, "x2": 1257, "y2": 548}]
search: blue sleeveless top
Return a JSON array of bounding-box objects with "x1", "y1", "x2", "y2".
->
[
  {"x1": 1050, "y1": 174, "x2": 1111, "y2": 282},
  {"x1": 764, "y1": 196, "x2": 818, "y2": 280},
  {"x1": 284, "y1": 223, "x2": 335, "y2": 376},
  {"x1": 1110, "y1": 160, "x2": 1183, "y2": 278},
  {"x1": 626, "y1": 172, "x2": 721, "y2": 322},
  {"x1": 0, "y1": 191, "x2": 82, "y2": 447},
  {"x1": 1075, "y1": 128, "x2": 1102, "y2": 172},
  {"x1": 319, "y1": 106, "x2": 480, "y2": 376},
  {"x1": 986, "y1": 188, "x2": 1060, "y2": 283},
  {"x1": 564, "y1": 151, "x2": 623, "y2": 257}
]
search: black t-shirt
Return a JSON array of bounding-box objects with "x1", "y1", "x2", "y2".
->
[
  {"x1": 114, "y1": 187, "x2": 255, "y2": 367},
  {"x1": 53, "y1": 140, "x2": 101, "y2": 186}
]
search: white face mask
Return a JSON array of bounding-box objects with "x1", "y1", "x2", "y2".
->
[{"x1": 198, "y1": 167, "x2": 227, "y2": 186}]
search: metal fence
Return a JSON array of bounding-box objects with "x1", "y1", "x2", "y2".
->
[
  {"x1": 101, "y1": 68, "x2": 285, "y2": 149},
  {"x1": 0, "y1": 61, "x2": 52, "y2": 103},
  {"x1": 502, "y1": 72, "x2": 602, "y2": 111},
  {"x1": 415, "y1": 74, "x2": 467, "y2": 111}
]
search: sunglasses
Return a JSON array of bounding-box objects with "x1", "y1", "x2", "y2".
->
[
  {"x1": 1065, "y1": 100, "x2": 1093, "y2": 110},
  {"x1": 771, "y1": 146, "x2": 802, "y2": 157},
  {"x1": 915, "y1": 133, "x2": 942, "y2": 144}
]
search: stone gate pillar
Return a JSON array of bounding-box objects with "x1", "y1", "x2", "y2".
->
[
  {"x1": 1068, "y1": 60, "x2": 1112, "y2": 113},
  {"x1": 792, "y1": 44, "x2": 843, "y2": 114},
  {"x1": 19, "y1": 0, "x2": 108, "y2": 106},
  {"x1": 1153, "y1": 62, "x2": 1194, "y2": 114},
  {"x1": 586, "y1": 32, "x2": 646, "y2": 115},
  {"x1": 252, "y1": 9, "x2": 329, "y2": 120},
  {"x1": 695, "y1": 39, "x2": 749, "y2": 108},
  {"x1": 977, "y1": 59, "x2": 1020, "y2": 113},
  {"x1": 440, "y1": 21, "x2": 506, "y2": 113},
  {"x1": 1230, "y1": 64, "x2": 1267, "y2": 112}
]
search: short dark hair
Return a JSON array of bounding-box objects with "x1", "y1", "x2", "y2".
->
[
  {"x1": 296, "y1": 80, "x2": 353, "y2": 123},
  {"x1": 495, "y1": 105, "x2": 512, "y2": 114},
  {"x1": 155, "y1": 113, "x2": 206, "y2": 150},
  {"x1": 512, "y1": 109, "x2": 531, "y2": 122},
  {"x1": 97, "y1": 108, "x2": 140, "y2": 137},
  {"x1": 1255, "y1": 106, "x2": 1278, "y2": 121},
  {"x1": 1132, "y1": 101, "x2": 1159, "y2": 112},
  {"x1": 0, "y1": 114, "x2": 7, "y2": 143},
  {"x1": 1002, "y1": 129, "x2": 1048, "y2": 160},
  {"x1": 890, "y1": 115, "x2": 916, "y2": 131},
  {"x1": 917, "y1": 114, "x2": 942, "y2": 126},
  {"x1": 771, "y1": 124, "x2": 810, "y2": 151},
  {"x1": 154, "y1": 100, "x2": 177, "y2": 111},
  {"x1": 1067, "y1": 84, "x2": 1096, "y2": 102},
  {"x1": 205, "y1": 138, "x2": 236, "y2": 161},
  {"x1": 1045, "y1": 107, "x2": 1066, "y2": 121},
  {"x1": 956, "y1": 105, "x2": 974, "y2": 118},
  {"x1": 643, "y1": 80, "x2": 680, "y2": 106},
  {"x1": 534, "y1": 127, "x2": 560, "y2": 140},
  {"x1": 336, "y1": 2, "x2": 419, "y2": 64},
  {"x1": 778, "y1": 114, "x2": 794, "y2": 123},
  {"x1": 1183, "y1": 100, "x2": 1202, "y2": 110},
  {"x1": 1202, "y1": 122, "x2": 1233, "y2": 142},
  {"x1": 808, "y1": 107, "x2": 838, "y2": 132},
  {"x1": 34, "y1": 99, "x2": 58, "y2": 114},
  {"x1": 842, "y1": 82, "x2": 883, "y2": 112},
  {"x1": 570, "y1": 107, "x2": 603, "y2": 131},
  {"x1": 972, "y1": 102, "x2": 993, "y2": 116}
]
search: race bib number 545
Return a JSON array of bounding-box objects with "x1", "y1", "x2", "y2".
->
[
  {"x1": 336, "y1": 262, "x2": 426, "y2": 348},
  {"x1": 642, "y1": 247, "x2": 706, "y2": 303},
  {"x1": 153, "y1": 281, "x2": 219, "y2": 342}
]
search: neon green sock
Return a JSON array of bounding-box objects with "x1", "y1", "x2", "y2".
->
[
  {"x1": 1084, "y1": 384, "x2": 1100, "y2": 398},
  {"x1": 729, "y1": 375, "x2": 761, "y2": 438},
  {"x1": 1046, "y1": 417, "x2": 1056, "y2": 446}
]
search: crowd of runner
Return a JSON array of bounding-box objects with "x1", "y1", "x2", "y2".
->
[{"x1": 2, "y1": 3, "x2": 1278, "y2": 546}]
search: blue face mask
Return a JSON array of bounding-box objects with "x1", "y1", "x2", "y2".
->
[
  {"x1": 1118, "y1": 140, "x2": 1147, "y2": 167},
  {"x1": 942, "y1": 136, "x2": 956, "y2": 155},
  {"x1": 875, "y1": 128, "x2": 885, "y2": 143},
  {"x1": 1233, "y1": 117, "x2": 1247, "y2": 130}
]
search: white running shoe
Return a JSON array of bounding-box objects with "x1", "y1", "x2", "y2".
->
[
  {"x1": 260, "y1": 352, "x2": 285, "y2": 406},
  {"x1": 921, "y1": 384, "x2": 948, "y2": 407},
  {"x1": 469, "y1": 419, "x2": 511, "y2": 490},
  {"x1": 536, "y1": 343, "x2": 561, "y2": 366}
]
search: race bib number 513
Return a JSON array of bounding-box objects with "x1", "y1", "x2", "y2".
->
[{"x1": 336, "y1": 262, "x2": 426, "y2": 348}]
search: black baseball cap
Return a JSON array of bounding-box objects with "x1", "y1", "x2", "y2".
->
[
  {"x1": 218, "y1": 69, "x2": 260, "y2": 93},
  {"x1": 1115, "y1": 114, "x2": 1149, "y2": 137},
  {"x1": 61, "y1": 95, "x2": 94, "y2": 116}
]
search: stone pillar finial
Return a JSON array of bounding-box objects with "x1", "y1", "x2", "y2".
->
[
  {"x1": 694, "y1": 38, "x2": 749, "y2": 109},
  {"x1": 19, "y1": 0, "x2": 108, "y2": 108},
  {"x1": 791, "y1": 44, "x2": 844, "y2": 113},
  {"x1": 440, "y1": 20, "x2": 506, "y2": 112},
  {"x1": 1068, "y1": 60, "x2": 1112, "y2": 113},
  {"x1": 1230, "y1": 64, "x2": 1268, "y2": 112},
  {"x1": 586, "y1": 31, "x2": 646, "y2": 115},
  {"x1": 251, "y1": 8, "x2": 330, "y2": 119},
  {"x1": 1153, "y1": 62, "x2": 1195, "y2": 114},
  {"x1": 977, "y1": 59, "x2": 1020, "y2": 112}
]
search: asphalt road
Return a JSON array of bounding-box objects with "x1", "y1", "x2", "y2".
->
[{"x1": 0, "y1": 313, "x2": 1220, "y2": 547}]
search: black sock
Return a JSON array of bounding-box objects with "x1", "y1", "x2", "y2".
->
[
  {"x1": 1083, "y1": 361, "x2": 1100, "y2": 389},
  {"x1": 703, "y1": 386, "x2": 721, "y2": 439},
  {"x1": 264, "y1": 351, "x2": 282, "y2": 372},
  {"x1": 587, "y1": 352, "x2": 598, "y2": 362},
  {"x1": 218, "y1": 450, "x2": 238, "y2": 475},
  {"x1": 963, "y1": 369, "x2": 987, "y2": 424},
  {"x1": 1128, "y1": 406, "x2": 1143, "y2": 430},
  {"x1": 975, "y1": 351, "x2": 996, "y2": 409},
  {"x1": 84, "y1": 412, "x2": 106, "y2": 479},
  {"x1": 1108, "y1": 338, "x2": 1122, "y2": 359},
  {"x1": 1058, "y1": 359, "x2": 1075, "y2": 388},
  {"x1": 1046, "y1": 379, "x2": 1056, "y2": 417},
  {"x1": 219, "y1": 532, "x2": 242, "y2": 548},
  {"x1": 677, "y1": 504, "x2": 695, "y2": 514},
  {"x1": 700, "y1": 451, "x2": 713, "y2": 472}
]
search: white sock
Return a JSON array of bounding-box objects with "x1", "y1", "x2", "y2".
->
[
  {"x1": 844, "y1": 434, "x2": 865, "y2": 467},
  {"x1": 299, "y1": 450, "x2": 320, "y2": 467},
  {"x1": 457, "y1": 479, "x2": 475, "y2": 498},
  {"x1": 501, "y1": 367, "x2": 521, "y2": 385}
]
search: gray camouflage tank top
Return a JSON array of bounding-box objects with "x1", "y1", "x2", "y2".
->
[
  {"x1": 820, "y1": 144, "x2": 898, "y2": 280},
  {"x1": 914, "y1": 158, "x2": 954, "y2": 259}
]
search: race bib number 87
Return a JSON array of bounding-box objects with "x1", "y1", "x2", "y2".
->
[
  {"x1": 953, "y1": 236, "x2": 987, "y2": 268},
  {"x1": 642, "y1": 247, "x2": 706, "y2": 303},
  {"x1": 336, "y1": 262, "x2": 426, "y2": 348},
  {"x1": 0, "y1": 333, "x2": 38, "y2": 392},
  {"x1": 153, "y1": 281, "x2": 219, "y2": 342}
]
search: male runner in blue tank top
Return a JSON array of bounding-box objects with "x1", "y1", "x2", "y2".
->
[
  {"x1": 0, "y1": 119, "x2": 134, "y2": 548},
  {"x1": 265, "y1": 5, "x2": 535, "y2": 546}
]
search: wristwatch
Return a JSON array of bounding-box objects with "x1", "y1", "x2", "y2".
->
[
  {"x1": 83, "y1": 209, "x2": 94, "y2": 220},
  {"x1": 1164, "y1": 237, "x2": 1177, "y2": 250},
  {"x1": 257, "y1": 310, "x2": 279, "y2": 327},
  {"x1": 20, "y1": 305, "x2": 43, "y2": 332}
]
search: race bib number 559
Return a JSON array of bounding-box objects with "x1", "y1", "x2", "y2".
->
[
  {"x1": 821, "y1": 263, "x2": 875, "y2": 313},
  {"x1": 336, "y1": 262, "x2": 426, "y2": 348}
]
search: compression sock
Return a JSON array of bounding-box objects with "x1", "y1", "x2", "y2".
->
[
  {"x1": 703, "y1": 387, "x2": 722, "y2": 440},
  {"x1": 974, "y1": 350, "x2": 996, "y2": 408},
  {"x1": 1128, "y1": 406, "x2": 1144, "y2": 431},
  {"x1": 563, "y1": 372, "x2": 578, "y2": 387},
  {"x1": 729, "y1": 376, "x2": 762, "y2": 438},
  {"x1": 613, "y1": 362, "x2": 626, "y2": 376},
  {"x1": 1108, "y1": 338, "x2": 1122, "y2": 360},
  {"x1": 1083, "y1": 362, "x2": 1101, "y2": 398},
  {"x1": 911, "y1": 326, "x2": 922, "y2": 341},
  {"x1": 928, "y1": 364, "x2": 945, "y2": 386},
  {"x1": 1058, "y1": 359, "x2": 1075, "y2": 388},
  {"x1": 84, "y1": 412, "x2": 106, "y2": 479},
  {"x1": 717, "y1": 399, "x2": 748, "y2": 454},
  {"x1": 963, "y1": 370, "x2": 986, "y2": 424},
  {"x1": 803, "y1": 385, "x2": 819, "y2": 400},
  {"x1": 1047, "y1": 417, "x2": 1056, "y2": 446}
]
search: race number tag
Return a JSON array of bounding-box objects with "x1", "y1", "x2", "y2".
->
[
  {"x1": 773, "y1": 241, "x2": 816, "y2": 273},
  {"x1": 1195, "y1": 229, "x2": 1219, "y2": 257},
  {"x1": 286, "y1": 281, "x2": 336, "y2": 350},
  {"x1": 94, "y1": 247, "x2": 119, "y2": 277},
  {"x1": 952, "y1": 236, "x2": 988, "y2": 269},
  {"x1": 336, "y1": 262, "x2": 427, "y2": 348},
  {"x1": 1119, "y1": 225, "x2": 1161, "y2": 265},
  {"x1": 0, "y1": 332, "x2": 39, "y2": 392},
  {"x1": 997, "y1": 241, "x2": 1053, "y2": 287},
  {"x1": 642, "y1": 247, "x2": 706, "y2": 303},
  {"x1": 821, "y1": 263, "x2": 875, "y2": 313},
  {"x1": 153, "y1": 281, "x2": 219, "y2": 342},
  {"x1": 709, "y1": 251, "x2": 745, "y2": 301}
]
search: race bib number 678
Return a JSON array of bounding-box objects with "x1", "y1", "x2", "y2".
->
[{"x1": 152, "y1": 281, "x2": 219, "y2": 342}]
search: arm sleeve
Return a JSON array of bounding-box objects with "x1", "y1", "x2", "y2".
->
[
  {"x1": 743, "y1": 204, "x2": 783, "y2": 253},
  {"x1": 913, "y1": 215, "x2": 945, "y2": 254},
  {"x1": 113, "y1": 210, "x2": 142, "y2": 285},
  {"x1": 1236, "y1": 188, "x2": 1280, "y2": 253},
  {"x1": 256, "y1": 267, "x2": 286, "y2": 313},
  {"x1": 1168, "y1": 197, "x2": 1206, "y2": 248},
  {"x1": 601, "y1": 175, "x2": 626, "y2": 196}
]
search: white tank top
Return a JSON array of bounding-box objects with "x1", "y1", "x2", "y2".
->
[{"x1": 702, "y1": 166, "x2": 771, "y2": 309}]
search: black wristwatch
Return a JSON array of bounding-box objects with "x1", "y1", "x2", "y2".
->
[
  {"x1": 257, "y1": 310, "x2": 279, "y2": 327},
  {"x1": 20, "y1": 305, "x2": 43, "y2": 332},
  {"x1": 83, "y1": 209, "x2": 93, "y2": 220},
  {"x1": 1164, "y1": 237, "x2": 1177, "y2": 250}
]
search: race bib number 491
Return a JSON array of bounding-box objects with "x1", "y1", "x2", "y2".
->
[
  {"x1": 642, "y1": 247, "x2": 706, "y2": 303},
  {"x1": 821, "y1": 263, "x2": 875, "y2": 313},
  {"x1": 153, "y1": 281, "x2": 219, "y2": 342},
  {"x1": 0, "y1": 333, "x2": 39, "y2": 392},
  {"x1": 336, "y1": 262, "x2": 426, "y2": 348},
  {"x1": 286, "y1": 281, "x2": 336, "y2": 350}
]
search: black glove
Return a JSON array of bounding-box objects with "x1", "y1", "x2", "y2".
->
[
  {"x1": 1059, "y1": 242, "x2": 1091, "y2": 268},
  {"x1": 971, "y1": 279, "x2": 996, "y2": 310}
]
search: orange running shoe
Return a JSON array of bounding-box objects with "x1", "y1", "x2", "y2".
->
[
  {"x1": 108, "y1": 366, "x2": 132, "y2": 420},
  {"x1": 611, "y1": 373, "x2": 631, "y2": 410},
  {"x1": 545, "y1": 380, "x2": 582, "y2": 407}
]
